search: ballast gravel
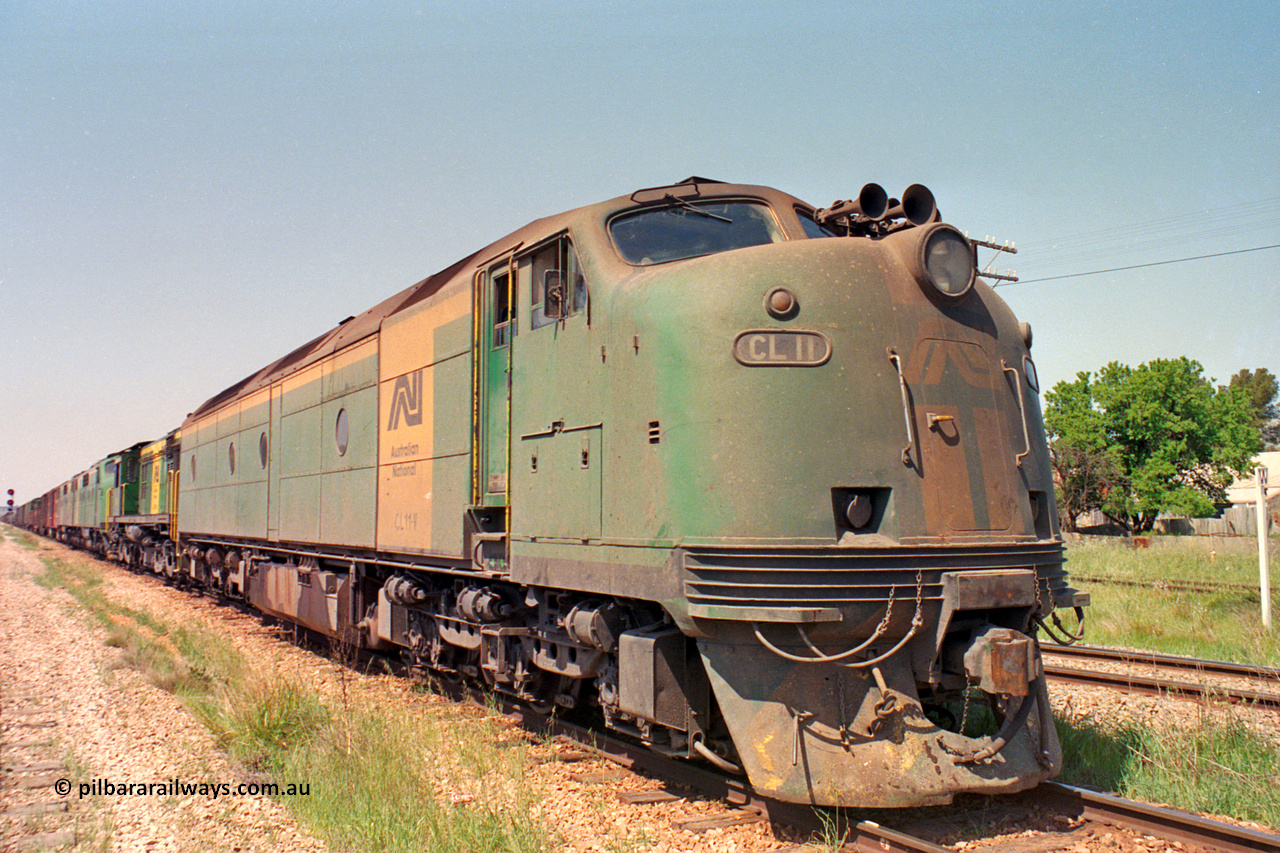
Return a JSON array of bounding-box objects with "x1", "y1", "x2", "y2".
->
[{"x1": 3, "y1": 530, "x2": 1275, "y2": 852}]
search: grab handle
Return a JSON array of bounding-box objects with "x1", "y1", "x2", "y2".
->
[
  {"x1": 887, "y1": 348, "x2": 915, "y2": 467},
  {"x1": 1001, "y1": 359, "x2": 1031, "y2": 468}
]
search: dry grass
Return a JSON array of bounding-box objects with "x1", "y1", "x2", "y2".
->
[{"x1": 32, "y1": 547, "x2": 554, "y2": 853}]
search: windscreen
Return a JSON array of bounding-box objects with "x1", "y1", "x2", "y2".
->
[{"x1": 609, "y1": 200, "x2": 784, "y2": 265}]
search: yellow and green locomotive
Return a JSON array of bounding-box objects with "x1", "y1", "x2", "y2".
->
[{"x1": 18, "y1": 177, "x2": 1086, "y2": 807}]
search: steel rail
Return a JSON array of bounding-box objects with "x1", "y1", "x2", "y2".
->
[
  {"x1": 236, "y1": 603, "x2": 1280, "y2": 851},
  {"x1": 1038, "y1": 782, "x2": 1280, "y2": 853},
  {"x1": 1043, "y1": 663, "x2": 1280, "y2": 709},
  {"x1": 24, "y1": 532, "x2": 1277, "y2": 853},
  {"x1": 1044, "y1": 642, "x2": 1280, "y2": 682},
  {"x1": 1070, "y1": 574, "x2": 1263, "y2": 594}
]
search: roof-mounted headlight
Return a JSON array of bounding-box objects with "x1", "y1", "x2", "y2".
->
[{"x1": 920, "y1": 225, "x2": 975, "y2": 298}]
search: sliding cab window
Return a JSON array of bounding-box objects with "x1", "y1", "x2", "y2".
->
[
  {"x1": 491, "y1": 264, "x2": 515, "y2": 348},
  {"x1": 528, "y1": 236, "x2": 588, "y2": 330}
]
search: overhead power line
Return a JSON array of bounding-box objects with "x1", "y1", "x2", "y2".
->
[
  {"x1": 1008, "y1": 243, "x2": 1280, "y2": 284},
  {"x1": 1030, "y1": 196, "x2": 1280, "y2": 255}
]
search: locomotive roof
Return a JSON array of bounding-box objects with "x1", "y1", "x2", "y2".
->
[{"x1": 186, "y1": 179, "x2": 800, "y2": 423}]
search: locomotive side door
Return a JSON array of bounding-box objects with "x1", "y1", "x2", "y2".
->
[
  {"x1": 473, "y1": 257, "x2": 515, "y2": 509},
  {"x1": 508, "y1": 235, "x2": 602, "y2": 542}
]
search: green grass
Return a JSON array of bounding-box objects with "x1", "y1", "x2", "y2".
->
[
  {"x1": 1055, "y1": 537, "x2": 1280, "y2": 827},
  {"x1": 1056, "y1": 709, "x2": 1280, "y2": 827},
  {"x1": 34, "y1": 553, "x2": 209, "y2": 694},
  {"x1": 30, "y1": 547, "x2": 554, "y2": 853},
  {"x1": 1064, "y1": 538, "x2": 1280, "y2": 666},
  {"x1": 1, "y1": 523, "x2": 43, "y2": 550},
  {"x1": 277, "y1": 707, "x2": 551, "y2": 853}
]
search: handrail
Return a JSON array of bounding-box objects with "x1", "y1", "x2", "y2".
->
[
  {"x1": 1001, "y1": 359, "x2": 1031, "y2": 468},
  {"x1": 887, "y1": 347, "x2": 915, "y2": 467}
]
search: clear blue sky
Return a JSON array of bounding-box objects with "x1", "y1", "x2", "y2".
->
[{"x1": 3, "y1": 1, "x2": 1278, "y2": 502}]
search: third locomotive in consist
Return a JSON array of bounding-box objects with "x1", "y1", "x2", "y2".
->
[{"x1": 14, "y1": 177, "x2": 1087, "y2": 807}]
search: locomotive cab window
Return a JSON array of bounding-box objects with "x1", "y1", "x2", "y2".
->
[
  {"x1": 609, "y1": 199, "x2": 784, "y2": 265},
  {"x1": 797, "y1": 208, "x2": 837, "y2": 239},
  {"x1": 491, "y1": 266, "x2": 515, "y2": 348},
  {"x1": 527, "y1": 236, "x2": 587, "y2": 328}
]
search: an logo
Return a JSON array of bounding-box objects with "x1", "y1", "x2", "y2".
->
[
  {"x1": 906, "y1": 338, "x2": 990, "y2": 388},
  {"x1": 387, "y1": 370, "x2": 424, "y2": 430}
]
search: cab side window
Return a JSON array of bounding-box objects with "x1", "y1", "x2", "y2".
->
[
  {"x1": 528, "y1": 236, "x2": 587, "y2": 329},
  {"x1": 491, "y1": 267, "x2": 514, "y2": 347},
  {"x1": 797, "y1": 208, "x2": 837, "y2": 239}
]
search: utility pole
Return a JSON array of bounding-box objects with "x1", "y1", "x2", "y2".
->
[{"x1": 1259, "y1": 465, "x2": 1272, "y2": 631}]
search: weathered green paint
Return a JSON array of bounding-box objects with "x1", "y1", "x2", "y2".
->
[
  {"x1": 133, "y1": 180, "x2": 1080, "y2": 808},
  {"x1": 480, "y1": 262, "x2": 513, "y2": 507},
  {"x1": 184, "y1": 353, "x2": 379, "y2": 546}
]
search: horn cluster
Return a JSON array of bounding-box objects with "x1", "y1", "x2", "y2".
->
[{"x1": 815, "y1": 183, "x2": 938, "y2": 235}]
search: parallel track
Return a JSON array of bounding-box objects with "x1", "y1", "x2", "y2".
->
[
  {"x1": 1070, "y1": 574, "x2": 1267, "y2": 595},
  {"x1": 17, "y1": 533, "x2": 1280, "y2": 852},
  {"x1": 1045, "y1": 643, "x2": 1280, "y2": 681},
  {"x1": 1043, "y1": 643, "x2": 1280, "y2": 709},
  {"x1": 494, "y1": 688, "x2": 1280, "y2": 852}
]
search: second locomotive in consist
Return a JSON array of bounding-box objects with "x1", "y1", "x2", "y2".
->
[{"x1": 16, "y1": 177, "x2": 1086, "y2": 807}]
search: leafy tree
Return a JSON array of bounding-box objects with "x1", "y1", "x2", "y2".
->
[
  {"x1": 1228, "y1": 367, "x2": 1280, "y2": 450},
  {"x1": 1045, "y1": 357, "x2": 1261, "y2": 532},
  {"x1": 1050, "y1": 439, "x2": 1128, "y2": 533},
  {"x1": 1044, "y1": 373, "x2": 1128, "y2": 531}
]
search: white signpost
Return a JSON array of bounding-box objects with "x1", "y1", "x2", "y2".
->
[{"x1": 1259, "y1": 466, "x2": 1271, "y2": 631}]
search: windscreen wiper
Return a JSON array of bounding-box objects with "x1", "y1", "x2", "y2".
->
[{"x1": 663, "y1": 193, "x2": 732, "y2": 223}]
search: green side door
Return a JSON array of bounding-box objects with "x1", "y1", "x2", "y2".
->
[{"x1": 475, "y1": 257, "x2": 515, "y2": 508}]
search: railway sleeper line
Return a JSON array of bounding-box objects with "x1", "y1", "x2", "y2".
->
[
  {"x1": 524, "y1": 703, "x2": 1280, "y2": 852},
  {"x1": 1045, "y1": 642, "x2": 1280, "y2": 682},
  {"x1": 263, "y1": 594, "x2": 1280, "y2": 850}
]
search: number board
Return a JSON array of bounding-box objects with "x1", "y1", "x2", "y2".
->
[{"x1": 733, "y1": 330, "x2": 832, "y2": 367}]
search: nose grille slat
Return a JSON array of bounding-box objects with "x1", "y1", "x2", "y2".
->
[{"x1": 683, "y1": 544, "x2": 1067, "y2": 610}]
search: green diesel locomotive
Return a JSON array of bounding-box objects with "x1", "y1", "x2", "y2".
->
[{"x1": 17, "y1": 177, "x2": 1086, "y2": 807}]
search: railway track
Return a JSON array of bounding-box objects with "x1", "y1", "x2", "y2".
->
[
  {"x1": 1043, "y1": 643, "x2": 1280, "y2": 709},
  {"x1": 1037, "y1": 782, "x2": 1280, "y2": 853},
  {"x1": 524, "y1": 706, "x2": 1280, "y2": 852},
  {"x1": 1070, "y1": 574, "x2": 1267, "y2": 595},
  {"x1": 13, "y1": 533, "x2": 1280, "y2": 852}
]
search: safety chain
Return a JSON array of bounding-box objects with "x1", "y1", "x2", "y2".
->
[{"x1": 751, "y1": 565, "x2": 927, "y2": 667}]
